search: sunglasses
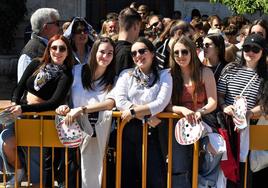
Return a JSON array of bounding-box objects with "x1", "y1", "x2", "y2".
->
[
  {"x1": 174, "y1": 49, "x2": 189, "y2": 57},
  {"x1": 131, "y1": 48, "x2": 148, "y2": 57},
  {"x1": 74, "y1": 28, "x2": 89, "y2": 35},
  {"x1": 151, "y1": 21, "x2": 160, "y2": 28},
  {"x1": 251, "y1": 31, "x2": 264, "y2": 37},
  {"x1": 47, "y1": 20, "x2": 60, "y2": 27},
  {"x1": 243, "y1": 45, "x2": 261, "y2": 53},
  {"x1": 50, "y1": 45, "x2": 67, "y2": 53},
  {"x1": 203, "y1": 43, "x2": 214, "y2": 49}
]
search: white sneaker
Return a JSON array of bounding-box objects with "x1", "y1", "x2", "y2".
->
[{"x1": 6, "y1": 168, "x2": 25, "y2": 187}]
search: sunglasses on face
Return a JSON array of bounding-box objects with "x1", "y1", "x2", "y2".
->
[
  {"x1": 151, "y1": 21, "x2": 160, "y2": 28},
  {"x1": 47, "y1": 20, "x2": 60, "y2": 27},
  {"x1": 243, "y1": 45, "x2": 261, "y2": 53},
  {"x1": 174, "y1": 49, "x2": 189, "y2": 57},
  {"x1": 74, "y1": 28, "x2": 89, "y2": 35},
  {"x1": 131, "y1": 48, "x2": 148, "y2": 57},
  {"x1": 203, "y1": 43, "x2": 214, "y2": 49},
  {"x1": 50, "y1": 45, "x2": 67, "y2": 53},
  {"x1": 251, "y1": 31, "x2": 264, "y2": 37}
]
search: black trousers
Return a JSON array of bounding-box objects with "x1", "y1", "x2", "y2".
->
[{"x1": 121, "y1": 119, "x2": 166, "y2": 188}]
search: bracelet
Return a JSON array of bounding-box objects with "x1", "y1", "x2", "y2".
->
[
  {"x1": 197, "y1": 108, "x2": 206, "y2": 116},
  {"x1": 129, "y1": 108, "x2": 136, "y2": 118},
  {"x1": 81, "y1": 106, "x2": 87, "y2": 114}
]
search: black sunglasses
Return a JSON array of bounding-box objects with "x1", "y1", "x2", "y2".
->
[
  {"x1": 47, "y1": 20, "x2": 60, "y2": 27},
  {"x1": 131, "y1": 48, "x2": 148, "y2": 57},
  {"x1": 74, "y1": 28, "x2": 90, "y2": 35},
  {"x1": 243, "y1": 45, "x2": 261, "y2": 53},
  {"x1": 251, "y1": 31, "x2": 264, "y2": 37},
  {"x1": 151, "y1": 21, "x2": 160, "y2": 28},
  {"x1": 203, "y1": 43, "x2": 213, "y2": 49},
  {"x1": 50, "y1": 45, "x2": 67, "y2": 53},
  {"x1": 174, "y1": 49, "x2": 189, "y2": 57}
]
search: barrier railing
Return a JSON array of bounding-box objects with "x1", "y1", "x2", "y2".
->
[
  {"x1": 0, "y1": 101, "x2": 268, "y2": 188},
  {"x1": 14, "y1": 111, "x2": 80, "y2": 188},
  {"x1": 2, "y1": 108, "x2": 265, "y2": 188},
  {"x1": 244, "y1": 115, "x2": 268, "y2": 188},
  {"x1": 112, "y1": 111, "x2": 199, "y2": 188},
  {"x1": 0, "y1": 110, "x2": 199, "y2": 188}
]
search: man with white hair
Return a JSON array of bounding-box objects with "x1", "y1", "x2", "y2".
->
[{"x1": 17, "y1": 8, "x2": 60, "y2": 81}]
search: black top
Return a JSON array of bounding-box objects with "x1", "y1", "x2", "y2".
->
[
  {"x1": 115, "y1": 40, "x2": 134, "y2": 76},
  {"x1": 11, "y1": 59, "x2": 73, "y2": 112},
  {"x1": 209, "y1": 62, "x2": 226, "y2": 83}
]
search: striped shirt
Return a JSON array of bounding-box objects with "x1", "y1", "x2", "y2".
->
[{"x1": 217, "y1": 63, "x2": 262, "y2": 109}]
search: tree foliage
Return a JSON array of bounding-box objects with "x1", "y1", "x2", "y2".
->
[
  {"x1": 210, "y1": 0, "x2": 268, "y2": 15},
  {"x1": 0, "y1": 0, "x2": 27, "y2": 54}
]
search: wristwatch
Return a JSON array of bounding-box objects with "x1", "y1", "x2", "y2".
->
[{"x1": 130, "y1": 108, "x2": 136, "y2": 118}]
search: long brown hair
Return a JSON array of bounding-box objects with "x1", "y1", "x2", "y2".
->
[
  {"x1": 169, "y1": 35, "x2": 203, "y2": 105},
  {"x1": 81, "y1": 37, "x2": 116, "y2": 91},
  {"x1": 39, "y1": 34, "x2": 74, "y2": 70}
]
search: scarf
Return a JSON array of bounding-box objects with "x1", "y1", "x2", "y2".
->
[
  {"x1": 131, "y1": 67, "x2": 156, "y2": 88},
  {"x1": 34, "y1": 63, "x2": 63, "y2": 91}
]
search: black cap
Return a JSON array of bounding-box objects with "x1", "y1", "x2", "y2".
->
[{"x1": 243, "y1": 33, "x2": 266, "y2": 49}]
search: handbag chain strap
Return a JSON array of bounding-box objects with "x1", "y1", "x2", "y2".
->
[{"x1": 240, "y1": 73, "x2": 258, "y2": 97}]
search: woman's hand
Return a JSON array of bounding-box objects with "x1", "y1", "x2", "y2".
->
[
  {"x1": 180, "y1": 107, "x2": 199, "y2": 124},
  {"x1": 121, "y1": 109, "x2": 133, "y2": 122},
  {"x1": 8, "y1": 105, "x2": 22, "y2": 117},
  {"x1": 56, "y1": 105, "x2": 70, "y2": 115},
  {"x1": 223, "y1": 105, "x2": 234, "y2": 116},
  {"x1": 64, "y1": 107, "x2": 82, "y2": 125},
  {"x1": 148, "y1": 116, "x2": 161, "y2": 127}
]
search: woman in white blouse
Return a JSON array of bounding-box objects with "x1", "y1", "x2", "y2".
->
[
  {"x1": 115, "y1": 37, "x2": 172, "y2": 188},
  {"x1": 56, "y1": 37, "x2": 116, "y2": 188}
]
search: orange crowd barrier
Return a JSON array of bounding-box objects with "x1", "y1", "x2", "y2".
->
[{"x1": 0, "y1": 107, "x2": 265, "y2": 188}]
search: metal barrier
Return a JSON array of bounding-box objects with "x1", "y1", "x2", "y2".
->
[
  {"x1": 244, "y1": 115, "x2": 268, "y2": 188},
  {"x1": 112, "y1": 111, "x2": 199, "y2": 188},
  {"x1": 0, "y1": 99, "x2": 267, "y2": 188},
  {"x1": 14, "y1": 111, "x2": 80, "y2": 188},
  {"x1": 11, "y1": 111, "x2": 199, "y2": 188}
]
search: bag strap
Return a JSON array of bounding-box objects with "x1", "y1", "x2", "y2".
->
[
  {"x1": 240, "y1": 73, "x2": 257, "y2": 96},
  {"x1": 156, "y1": 38, "x2": 169, "y2": 55}
]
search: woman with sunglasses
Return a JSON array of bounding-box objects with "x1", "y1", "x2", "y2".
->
[
  {"x1": 217, "y1": 33, "x2": 268, "y2": 187},
  {"x1": 203, "y1": 33, "x2": 228, "y2": 82},
  {"x1": 64, "y1": 17, "x2": 97, "y2": 65},
  {"x1": 1, "y1": 34, "x2": 73, "y2": 186},
  {"x1": 115, "y1": 37, "x2": 172, "y2": 188},
  {"x1": 55, "y1": 37, "x2": 116, "y2": 188},
  {"x1": 168, "y1": 35, "x2": 217, "y2": 187}
]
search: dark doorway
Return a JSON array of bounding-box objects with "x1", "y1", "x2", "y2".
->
[{"x1": 86, "y1": 0, "x2": 174, "y2": 32}]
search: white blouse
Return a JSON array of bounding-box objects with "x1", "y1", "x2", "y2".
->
[
  {"x1": 71, "y1": 64, "x2": 112, "y2": 107},
  {"x1": 115, "y1": 68, "x2": 172, "y2": 115}
]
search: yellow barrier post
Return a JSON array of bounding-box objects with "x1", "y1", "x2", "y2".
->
[
  {"x1": 142, "y1": 121, "x2": 148, "y2": 188},
  {"x1": 65, "y1": 147, "x2": 69, "y2": 188},
  {"x1": 167, "y1": 118, "x2": 173, "y2": 188}
]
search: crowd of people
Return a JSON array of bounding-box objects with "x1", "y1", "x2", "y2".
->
[{"x1": 1, "y1": 2, "x2": 268, "y2": 188}]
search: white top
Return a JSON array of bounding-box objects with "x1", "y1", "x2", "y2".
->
[
  {"x1": 71, "y1": 64, "x2": 113, "y2": 107},
  {"x1": 115, "y1": 68, "x2": 172, "y2": 116}
]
